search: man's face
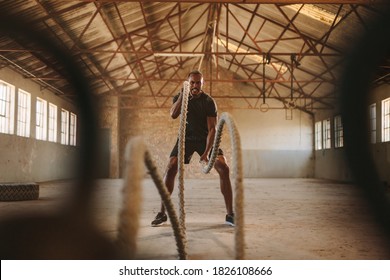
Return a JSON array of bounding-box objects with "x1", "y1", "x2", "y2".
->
[{"x1": 188, "y1": 73, "x2": 203, "y2": 96}]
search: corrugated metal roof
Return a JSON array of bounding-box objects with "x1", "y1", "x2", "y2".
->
[{"x1": 0, "y1": 0, "x2": 389, "y2": 113}]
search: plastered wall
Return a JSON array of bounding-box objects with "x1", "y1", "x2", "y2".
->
[
  {"x1": 118, "y1": 67, "x2": 314, "y2": 179},
  {"x1": 0, "y1": 67, "x2": 79, "y2": 183},
  {"x1": 314, "y1": 107, "x2": 353, "y2": 182},
  {"x1": 369, "y1": 84, "x2": 390, "y2": 186},
  {"x1": 1, "y1": 65, "x2": 316, "y2": 182},
  {"x1": 233, "y1": 107, "x2": 314, "y2": 178},
  {"x1": 314, "y1": 84, "x2": 390, "y2": 183}
]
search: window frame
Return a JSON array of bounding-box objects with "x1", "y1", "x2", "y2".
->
[
  {"x1": 334, "y1": 115, "x2": 344, "y2": 148},
  {"x1": 48, "y1": 103, "x2": 57, "y2": 143},
  {"x1": 315, "y1": 121, "x2": 322, "y2": 150},
  {"x1": 382, "y1": 98, "x2": 390, "y2": 142},
  {"x1": 69, "y1": 112, "x2": 77, "y2": 146},
  {"x1": 35, "y1": 97, "x2": 47, "y2": 141},
  {"x1": 322, "y1": 118, "x2": 331, "y2": 149},
  {"x1": 16, "y1": 89, "x2": 31, "y2": 137},
  {"x1": 0, "y1": 80, "x2": 15, "y2": 135},
  {"x1": 61, "y1": 108, "x2": 69, "y2": 145},
  {"x1": 369, "y1": 103, "x2": 377, "y2": 144}
]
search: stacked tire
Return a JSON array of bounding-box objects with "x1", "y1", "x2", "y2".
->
[{"x1": 0, "y1": 183, "x2": 39, "y2": 201}]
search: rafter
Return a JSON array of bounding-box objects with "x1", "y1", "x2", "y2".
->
[
  {"x1": 77, "y1": 1, "x2": 384, "y2": 5},
  {"x1": 1, "y1": 0, "x2": 388, "y2": 111},
  {"x1": 34, "y1": 0, "x2": 119, "y2": 95}
]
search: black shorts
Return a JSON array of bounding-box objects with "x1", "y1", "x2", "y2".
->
[{"x1": 169, "y1": 140, "x2": 224, "y2": 164}]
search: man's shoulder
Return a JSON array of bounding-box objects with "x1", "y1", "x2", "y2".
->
[
  {"x1": 172, "y1": 92, "x2": 180, "y2": 101},
  {"x1": 200, "y1": 92, "x2": 217, "y2": 114},
  {"x1": 200, "y1": 92, "x2": 214, "y2": 101}
]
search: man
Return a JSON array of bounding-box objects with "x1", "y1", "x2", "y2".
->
[{"x1": 151, "y1": 70, "x2": 234, "y2": 227}]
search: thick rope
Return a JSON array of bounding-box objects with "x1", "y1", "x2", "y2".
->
[
  {"x1": 116, "y1": 137, "x2": 144, "y2": 259},
  {"x1": 177, "y1": 81, "x2": 190, "y2": 238},
  {"x1": 144, "y1": 149, "x2": 187, "y2": 260},
  {"x1": 116, "y1": 137, "x2": 187, "y2": 260},
  {"x1": 178, "y1": 80, "x2": 245, "y2": 259},
  {"x1": 202, "y1": 113, "x2": 245, "y2": 260},
  {"x1": 117, "y1": 84, "x2": 244, "y2": 260}
]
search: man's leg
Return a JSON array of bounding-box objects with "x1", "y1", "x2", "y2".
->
[
  {"x1": 161, "y1": 156, "x2": 178, "y2": 213},
  {"x1": 214, "y1": 155, "x2": 234, "y2": 218},
  {"x1": 151, "y1": 156, "x2": 178, "y2": 227}
]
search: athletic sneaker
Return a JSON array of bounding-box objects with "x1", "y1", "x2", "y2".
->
[
  {"x1": 151, "y1": 212, "x2": 167, "y2": 227},
  {"x1": 225, "y1": 213, "x2": 235, "y2": 227}
]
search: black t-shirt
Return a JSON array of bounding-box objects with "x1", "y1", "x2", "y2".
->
[{"x1": 173, "y1": 92, "x2": 217, "y2": 141}]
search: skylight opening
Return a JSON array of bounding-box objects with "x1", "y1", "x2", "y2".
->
[
  {"x1": 287, "y1": 4, "x2": 342, "y2": 26},
  {"x1": 217, "y1": 38, "x2": 289, "y2": 74}
]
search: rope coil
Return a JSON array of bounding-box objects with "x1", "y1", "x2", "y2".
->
[
  {"x1": 202, "y1": 112, "x2": 245, "y2": 260},
  {"x1": 178, "y1": 81, "x2": 245, "y2": 260},
  {"x1": 117, "y1": 81, "x2": 244, "y2": 260},
  {"x1": 117, "y1": 137, "x2": 187, "y2": 260},
  {"x1": 177, "y1": 81, "x2": 190, "y2": 244}
]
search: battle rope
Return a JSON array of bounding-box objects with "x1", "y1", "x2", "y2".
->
[
  {"x1": 178, "y1": 81, "x2": 245, "y2": 260},
  {"x1": 117, "y1": 81, "x2": 244, "y2": 260},
  {"x1": 117, "y1": 137, "x2": 187, "y2": 260},
  {"x1": 203, "y1": 112, "x2": 245, "y2": 260},
  {"x1": 177, "y1": 81, "x2": 191, "y2": 241}
]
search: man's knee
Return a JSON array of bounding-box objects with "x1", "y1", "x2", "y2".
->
[
  {"x1": 166, "y1": 157, "x2": 178, "y2": 175},
  {"x1": 214, "y1": 157, "x2": 230, "y2": 176}
]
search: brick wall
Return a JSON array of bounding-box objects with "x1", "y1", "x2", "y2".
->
[
  {"x1": 97, "y1": 95, "x2": 120, "y2": 178},
  {"x1": 119, "y1": 67, "x2": 235, "y2": 179},
  {"x1": 110, "y1": 66, "x2": 315, "y2": 180}
]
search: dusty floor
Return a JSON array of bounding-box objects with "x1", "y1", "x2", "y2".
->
[{"x1": 1, "y1": 178, "x2": 389, "y2": 260}]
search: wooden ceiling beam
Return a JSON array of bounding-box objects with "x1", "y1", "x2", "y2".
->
[
  {"x1": 77, "y1": 1, "x2": 385, "y2": 5},
  {"x1": 33, "y1": 0, "x2": 119, "y2": 95}
]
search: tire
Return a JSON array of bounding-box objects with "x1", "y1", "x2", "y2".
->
[{"x1": 0, "y1": 183, "x2": 39, "y2": 201}]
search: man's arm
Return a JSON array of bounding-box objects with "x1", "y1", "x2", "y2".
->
[
  {"x1": 200, "y1": 116, "x2": 217, "y2": 162},
  {"x1": 170, "y1": 92, "x2": 182, "y2": 119}
]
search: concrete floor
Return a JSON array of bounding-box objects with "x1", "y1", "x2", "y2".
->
[{"x1": 1, "y1": 178, "x2": 389, "y2": 260}]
